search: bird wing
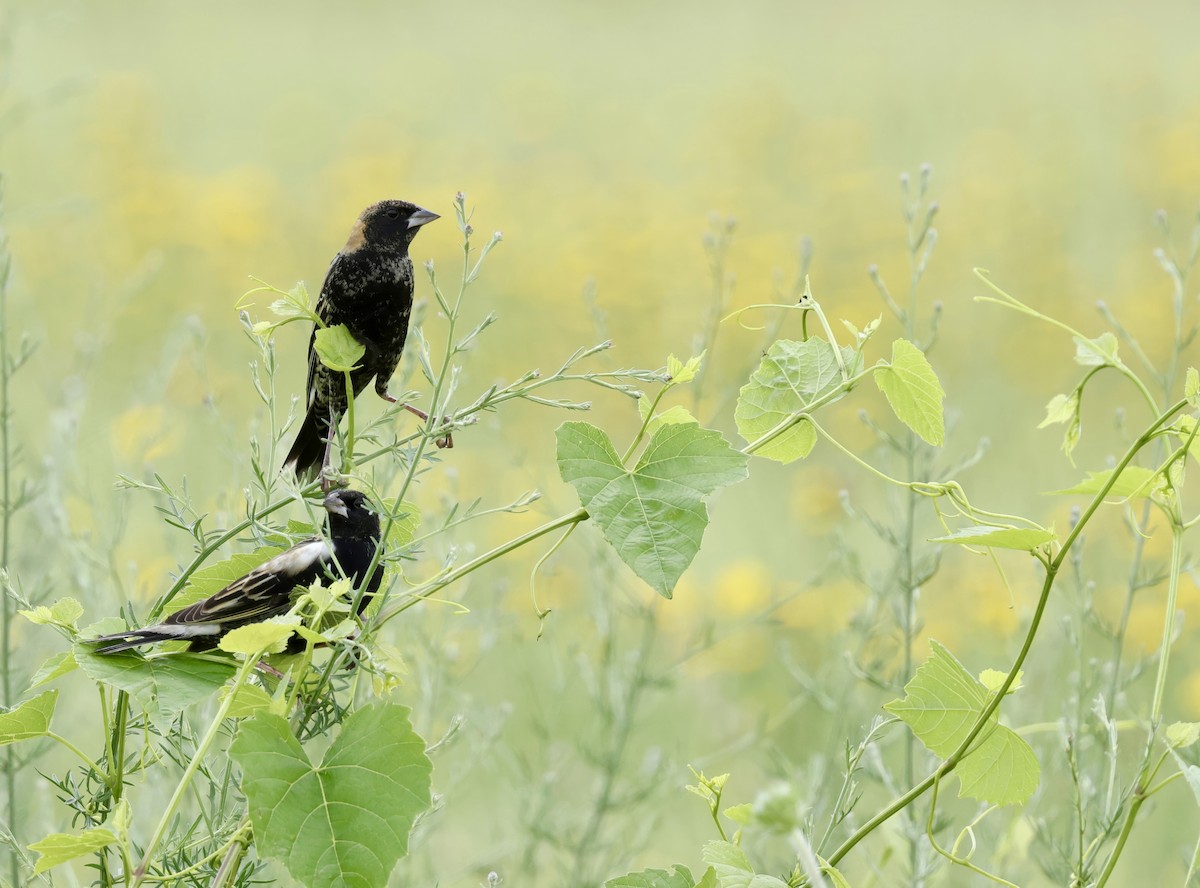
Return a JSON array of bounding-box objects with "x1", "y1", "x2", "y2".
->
[
  {"x1": 163, "y1": 539, "x2": 332, "y2": 629},
  {"x1": 306, "y1": 254, "x2": 348, "y2": 408}
]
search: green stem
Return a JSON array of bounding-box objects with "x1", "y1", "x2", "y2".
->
[
  {"x1": 131, "y1": 656, "x2": 258, "y2": 887},
  {"x1": 741, "y1": 367, "x2": 876, "y2": 455},
  {"x1": 211, "y1": 814, "x2": 252, "y2": 888},
  {"x1": 340, "y1": 368, "x2": 355, "y2": 475},
  {"x1": 44, "y1": 732, "x2": 99, "y2": 769},
  {"x1": 377, "y1": 508, "x2": 588, "y2": 625},
  {"x1": 1150, "y1": 521, "x2": 1185, "y2": 724},
  {"x1": 828, "y1": 398, "x2": 1187, "y2": 868},
  {"x1": 1094, "y1": 517, "x2": 1187, "y2": 886},
  {"x1": 808, "y1": 419, "x2": 913, "y2": 488},
  {"x1": 620, "y1": 384, "x2": 672, "y2": 464}
]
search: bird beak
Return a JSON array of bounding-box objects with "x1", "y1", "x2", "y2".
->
[
  {"x1": 407, "y1": 207, "x2": 440, "y2": 229},
  {"x1": 323, "y1": 491, "x2": 349, "y2": 518}
]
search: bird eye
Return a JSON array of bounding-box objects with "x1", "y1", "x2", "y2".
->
[{"x1": 386, "y1": 209, "x2": 400, "y2": 219}]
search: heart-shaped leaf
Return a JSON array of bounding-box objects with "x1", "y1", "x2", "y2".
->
[
  {"x1": 75, "y1": 622, "x2": 236, "y2": 729},
  {"x1": 230, "y1": 702, "x2": 432, "y2": 888},
  {"x1": 885, "y1": 641, "x2": 1039, "y2": 806},
  {"x1": 735, "y1": 338, "x2": 861, "y2": 463},
  {"x1": 556, "y1": 421, "x2": 748, "y2": 597}
]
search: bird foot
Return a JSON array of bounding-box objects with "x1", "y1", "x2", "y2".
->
[{"x1": 392, "y1": 401, "x2": 454, "y2": 448}]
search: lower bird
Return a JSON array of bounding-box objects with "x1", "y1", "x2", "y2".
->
[{"x1": 88, "y1": 489, "x2": 383, "y2": 654}]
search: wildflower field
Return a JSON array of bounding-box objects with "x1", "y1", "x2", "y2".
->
[{"x1": 2, "y1": 2, "x2": 1200, "y2": 886}]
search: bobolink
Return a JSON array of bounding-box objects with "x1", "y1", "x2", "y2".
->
[
  {"x1": 283, "y1": 199, "x2": 440, "y2": 478},
  {"x1": 89, "y1": 489, "x2": 383, "y2": 654}
]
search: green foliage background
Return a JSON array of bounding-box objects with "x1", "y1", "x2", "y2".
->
[{"x1": 2, "y1": 1, "x2": 1200, "y2": 885}]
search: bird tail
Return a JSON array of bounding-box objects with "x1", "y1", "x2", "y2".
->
[
  {"x1": 86, "y1": 630, "x2": 173, "y2": 654},
  {"x1": 283, "y1": 406, "x2": 330, "y2": 479}
]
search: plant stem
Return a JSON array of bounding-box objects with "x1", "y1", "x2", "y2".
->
[
  {"x1": 377, "y1": 508, "x2": 588, "y2": 625},
  {"x1": 131, "y1": 656, "x2": 258, "y2": 887},
  {"x1": 341, "y1": 368, "x2": 355, "y2": 475},
  {"x1": 828, "y1": 399, "x2": 1187, "y2": 867},
  {"x1": 1150, "y1": 521, "x2": 1185, "y2": 724}
]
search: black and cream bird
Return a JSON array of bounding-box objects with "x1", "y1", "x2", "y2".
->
[
  {"x1": 283, "y1": 199, "x2": 440, "y2": 478},
  {"x1": 89, "y1": 489, "x2": 383, "y2": 654}
]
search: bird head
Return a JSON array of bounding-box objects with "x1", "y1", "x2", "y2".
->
[
  {"x1": 323, "y1": 488, "x2": 382, "y2": 538},
  {"x1": 344, "y1": 199, "x2": 439, "y2": 253}
]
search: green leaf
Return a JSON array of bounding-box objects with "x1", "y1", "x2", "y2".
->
[
  {"x1": 556, "y1": 421, "x2": 749, "y2": 597},
  {"x1": 1046, "y1": 466, "x2": 1160, "y2": 500},
  {"x1": 1038, "y1": 392, "x2": 1077, "y2": 428},
  {"x1": 1073, "y1": 332, "x2": 1119, "y2": 367},
  {"x1": 606, "y1": 865, "x2": 700, "y2": 888},
  {"x1": 979, "y1": 668, "x2": 1024, "y2": 694},
  {"x1": 1168, "y1": 722, "x2": 1200, "y2": 749},
  {"x1": 166, "y1": 546, "x2": 288, "y2": 615},
  {"x1": 315, "y1": 324, "x2": 365, "y2": 373},
  {"x1": 19, "y1": 597, "x2": 84, "y2": 628},
  {"x1": 75, "y1": 623, "x2": 236, "y2": 729},
  {"x1": 29, "y1": 827, "x2": 118, "y2": 875},
  {"x1": 874, "y1": 338, "x2": 945, "y2": 446},
  {"x1": 230, "y1": 702, "x2": 432, "y2": 888},
  {"x1": 220, "y1": 682, "x2": 274, "y2": 720},
  {"x1": 269, "y1": 282, "x2": 311, "y2": 318},
  {"x1": 28, "y1": 651, "x2": 78, "y2": 690},
  {"x1": 1187, "y1": 368, "x2": 1200, "y2": 408},
  {"x1": 930, "y1": 524, "x2": 1056, "y2": 551},
  {"x1": 955, "y1": 727, "x2": 1040, "y2": 807},
  {"x1": 722, "y1": 803, "x2": 754, "y2": 825},
  {"x1": 219, "y1": 618, "x2": 298, "y2": 656},
  {"x1": 381, "y1": 499, "x2": 421, "y2": 550},
  {"x1": 0, "y1": 690, "x2": 57, "y2": 745},
  {"x1": 885, "y1": 641, "x2": 1040, "y2": 806},
  {"x1": 818, "y1": 859, "x2": 852, "y2": 888},
  {"x1": 667, "y1": 351, "x2": 706, "y2": 385},
  {"x1": 735, "y1": 338, "x2": 861, "y2": 463},
  {"x1": 700, "y1": 841, "x2": 789, "y2": 888},
  {"x1": 638, "y1": 396, "x2": 698, "y2": 436}
]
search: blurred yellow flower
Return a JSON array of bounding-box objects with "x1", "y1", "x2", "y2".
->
[{"x1": 112, "y1": 403, "x2": 182, "y2": 465}]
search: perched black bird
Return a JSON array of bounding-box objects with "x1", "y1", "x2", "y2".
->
[
  {"x1": 284, "y1": 199, "x2": 440, "y2": 478},
  {"x1": 89, "y1": 489, "x2": 383, "y2": 654}
]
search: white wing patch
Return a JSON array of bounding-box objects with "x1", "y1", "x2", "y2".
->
[
  {"x1": 258, "y1": 540, "x2": 331, "y2": 577},
  {"x1": 150, "y1": 623, "x2": 222, "y2": 637}
]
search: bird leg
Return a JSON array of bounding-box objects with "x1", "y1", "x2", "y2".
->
[
  {"x1": 378, "y1": 390, "x2": 454, "y2": 448},
  {"x1": 320, "y1": 405, "x2": 338, "y2": 492}
]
